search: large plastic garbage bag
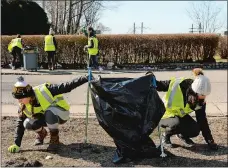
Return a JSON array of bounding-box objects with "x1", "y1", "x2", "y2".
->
[{"x1": 90, "y1": 74, "x2": 166, "y2": 163}]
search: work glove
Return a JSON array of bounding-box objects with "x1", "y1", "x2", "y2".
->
[
  {"x1": 8, "y1": 144, "x2": 20, "y2": 153},
  {"x1": 145, "y1": 71, "x2": 155, "y2": 76},
  {"x1": 145, "y1": 71, "x2": 157, "y2": 88},
  {"x1": 207, "y1": 140, "x2": 218, "y2": 151}
]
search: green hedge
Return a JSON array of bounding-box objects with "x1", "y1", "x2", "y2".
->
[{"x1": 1, "y1": 34, "x2": 219, "y2": 67}]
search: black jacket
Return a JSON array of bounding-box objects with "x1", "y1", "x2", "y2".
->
[
  {"x1": 156, "y1": 78, "x2": 214, "y2": 143},
  {"x1": 14, "y1": 75, "x2": 88, "y2": 147}
]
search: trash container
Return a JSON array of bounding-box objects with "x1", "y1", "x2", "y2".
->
[{"x1": 23, "y1": 46, "x2": 38, "y2": 72}]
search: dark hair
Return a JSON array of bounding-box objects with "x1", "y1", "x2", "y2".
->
[
  {"x1": 87, "y1": 27, "x2": 95, "y2": 37},
  {"x1": 88, "y1": 27, "x2": 94, "y2": 32},
  {"x1": 17, "y1": 34, "x2": 21, "y2": 38}
]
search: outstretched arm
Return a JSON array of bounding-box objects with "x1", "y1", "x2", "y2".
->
[
  {"x1": 156, "y1": 80, "x2": 170, "y2": 92},
  {"x1": 14, "y1": 115, "x2": 26, "y2": 147},
  {"x1": 47, "y1": 75, "x2": 88, "y2": 96},
  {"x1": 145, "y1": 71, "x2": 170, "y2": 92}
]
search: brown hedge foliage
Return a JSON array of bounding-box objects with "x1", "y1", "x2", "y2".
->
[
  {"x1": 219, "y1": 36, "x2": 228, "y2": 59},
  {"x1": 1, "y1": 34, "x2": 219, "y2": 66}
]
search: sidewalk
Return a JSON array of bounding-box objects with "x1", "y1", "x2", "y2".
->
[
  {"x1": 2, "y1": 103, "x2": 227, "y2": 118},
  {"x1": 1, "y1": 68, "x2": 213, "y2": 75},
  {"x1": 1, "y1": 68, "x2": 142, "y2": 75}
]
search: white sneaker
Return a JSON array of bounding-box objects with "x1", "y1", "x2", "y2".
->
[
  {"x1": 21, "y1": 67, "x2": 25, "y2": 71},
  {"x1": 12, "y1": 66, "x2": 16, "y2": 70}
]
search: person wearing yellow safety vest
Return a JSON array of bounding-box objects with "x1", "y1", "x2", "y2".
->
[
  {"x1": 44, "y1": 28, "x2": 57, "y2": 71},
  {"x1": 8, "y1": 75, "x2": 89, "y2": 153},
  {"x1": 8, "y1": 34, "x2": 24, "y2": 70},
  {"x1": 146, "y1": 68, "x2": 218, "y2": 151},
  {"x1": 83, "y1": 27, "x2": 102, "y2": 71}
]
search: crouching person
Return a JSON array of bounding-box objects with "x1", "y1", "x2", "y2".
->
[
  {"x1": 8, "y1": 75, "x2": 88, "y2": 153},
  {"x1": 147, "y1": 68, "x2": 218, "y2": 150}
]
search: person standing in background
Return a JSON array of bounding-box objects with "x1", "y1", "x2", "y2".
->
[
  {"x1": 44, "y1": 28, "x2": 57, "y2": 71},
  {"x1": 82, "y1": 26, "x2": 103, "y2": 71}
]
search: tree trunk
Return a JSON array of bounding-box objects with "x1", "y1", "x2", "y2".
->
[
  {"x1": 67, "y1": 0, "x2": 72, "y2": 34},
  {"x1": 55, "y1": 0, "x2": 59, "y2": 33}
]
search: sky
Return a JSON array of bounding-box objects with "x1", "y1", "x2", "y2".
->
[{"x1": 99, "y1": 1, "x2": 227, "y2": 34}]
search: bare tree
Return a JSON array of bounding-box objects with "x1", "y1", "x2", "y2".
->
[
  {"x1": 34, "y1": 0, "x2": 119, "y2": 34},
  {"x1": 95, "y1": 22, "x2": 111, "y2": 34},
  {"x1": 186, "y1": 1, "x2": 225, "y2": 33}
]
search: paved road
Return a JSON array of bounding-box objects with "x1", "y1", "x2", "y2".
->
[{"x1": 1, "y1": 70, "x2": 227, "y2": 117}]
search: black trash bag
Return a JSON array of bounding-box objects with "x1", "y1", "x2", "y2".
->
[{"x1": 90, "y1": 74, "x2": 166, "y2": 163}]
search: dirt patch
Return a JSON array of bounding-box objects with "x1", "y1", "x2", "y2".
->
[
  {"x1": 2, "y1": 157, "x2": 42, "y2": 167},
  {"x1": 1, "y1": 117, "x2": 227, "y2": 167}
]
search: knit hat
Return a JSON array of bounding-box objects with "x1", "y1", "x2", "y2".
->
[
  {"x1": 191, "y1": 75, "x2": 211, "y2": 96},
  {"x1": 12, "y1": 76, "x2": 33, "y2": 99}
]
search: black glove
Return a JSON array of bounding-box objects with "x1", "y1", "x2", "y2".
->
[{"x1": 207, "y1": 140, "x2": 218, "y2": 151}]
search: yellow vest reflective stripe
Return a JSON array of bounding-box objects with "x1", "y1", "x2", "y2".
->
[
  {"x1": 23, "y1": 104, "x2": 44, "y2": 118},
  {"x1": 162, "y1": 77, "x2": 193, "y2": 119},
  {"x1": 9, "y1": 38, "x2": 22, "y2": 50},
  {"x1": 88, "y1": 37, "x2": 98, "y2": 55},
  {"x1": 44, "y1": 35, "x2": 56, "y2": 51},
  {"x1": 33, "y1": 83, "x2": 70, "y2": 111}
]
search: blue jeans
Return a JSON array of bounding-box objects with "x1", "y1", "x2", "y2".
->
[{"x1": 89, "y1": 55, "x2": 99, "y2": 69}]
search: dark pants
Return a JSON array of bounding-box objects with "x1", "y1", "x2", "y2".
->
[
  {"x1": 23, "y1": 106, "x2": 69, "y2": 131},
  {"x1": 46, "y1": 51, "x2": 55, "y2": 69},
  {"x1": 159, "y1": 114, "x2": 200, "y2": 138},
  {"x1": 89, "y1": 55, "x2": 99, "y2": 69},
  {"x1": 11, "y1": 47, "x2": 23, "y2": 67}
]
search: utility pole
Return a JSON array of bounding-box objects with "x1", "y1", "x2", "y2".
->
[
  {"x1": 199, "y1": 23, "x2": 202, "y2": 33},
  {"x1": 141, "y1": 22, "x2": 143, "y2": 34},
  {"x1": 189, "y1": 24, "x2": 194, "y2": 33},
  {"x1": 189, "y1": 23, "x2": 203, "y2": 33},
  {"x1": 133, "y1": 22, "x2": 136, "y2": 34}
]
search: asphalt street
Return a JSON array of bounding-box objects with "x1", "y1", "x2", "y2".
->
[{"x1": 1, "y1": 70, "x2": 227, "y2": 117}]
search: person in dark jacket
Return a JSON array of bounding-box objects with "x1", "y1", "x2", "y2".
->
[
  {"x1": 147, "y1": 68, "x2": 218, "y2": 150},
  {"x1": 8, "y1": 75, "x2": 89, "y2": 153}
]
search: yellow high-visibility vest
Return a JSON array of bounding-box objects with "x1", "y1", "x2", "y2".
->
[
  {"x1": 33, "y1": 83, "x2": 70, "y2": 111},
  {"x1": 88, "y1": 37, "x2": 98, "y2": 55},
  {"x1": 162, "y1": 77, "x2": 193, "y2": 119},
  {"x1": 23, "y1": 104, "x2": 44, "y2": 118},
  {"x1": 8, "y1": 38, "x2": 22, "y2": 52},
  {"x1": 22, "y1": 83, "x2": 70, "y2": 118},
  {"x1": 44, "y1": 35, "x2": 56, "y2": 51}
]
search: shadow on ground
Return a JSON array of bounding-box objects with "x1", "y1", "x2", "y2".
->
[{"x1": 20, "y1": 143, "x2": 228, "y2": 167}]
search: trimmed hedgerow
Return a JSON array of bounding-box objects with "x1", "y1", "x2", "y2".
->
[{"x1": 1, "y1": 34, "x2": 219, "y2": 67}]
